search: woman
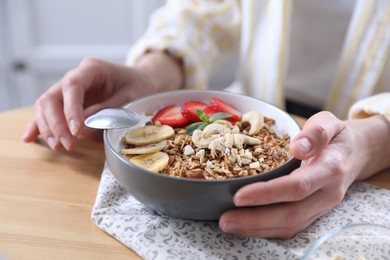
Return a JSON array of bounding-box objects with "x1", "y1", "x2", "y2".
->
[{"x1": 22, "y1": 0, "x2": 390, "y2": 238}]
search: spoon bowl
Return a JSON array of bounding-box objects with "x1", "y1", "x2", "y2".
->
[{"x1": 84, "y1": 108, "x2": 141, "y2": 129}]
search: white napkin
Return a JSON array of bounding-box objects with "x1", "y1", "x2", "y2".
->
[{"x1": 91, "y1": 164, "x2": 390, "y2": 260}]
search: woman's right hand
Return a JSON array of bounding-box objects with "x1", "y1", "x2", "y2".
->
[{"x1": 22, "y1": 52, "x2": 183, "y2": 151}]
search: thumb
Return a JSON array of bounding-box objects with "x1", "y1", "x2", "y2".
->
[{"x1": 290, "y1": 111, "x2": 344, "y2": 160}]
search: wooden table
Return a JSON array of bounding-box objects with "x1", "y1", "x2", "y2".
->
[
  {"x1": 0, "y1": 107, "x2": 389, "y2": 259},
  {"x1": 0, "y1": 108, "x2": 139, "y2": 259}
]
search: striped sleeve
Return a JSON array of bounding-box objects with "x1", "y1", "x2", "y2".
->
[
  {"x1": 348, "y1": 93, "x2": 390, "y2": 121},
  {"x1": 125, "y1": 0, "x2": 241, "y2": 90}
]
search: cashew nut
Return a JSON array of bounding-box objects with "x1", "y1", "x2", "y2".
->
[
  {"x1": 192, "y1": 129, "x2": 220, "y2": 148},
  {"x1": 183, "y1": 145, "x2": 195, "y2": 156},
  {"x1": 209, "y1": 137, "x2": 225, "y2": 151},
  {"x1": 232, "y1": 134, "x2": 260, "y2": 149},
  {"x1": 223, "y1": 133, "x2": 235, "y2": 148},
  {"x1": 201, "y1": 123, "x2": 231, "y2": 138},
  {"x1": 212, "y1": 119, "x2": 233, "y2": 128},
  {"x1": 242, "y1": 111, "x2": 264, "y2": 135},
  {"x1": 233, "y1": 134, "x2": 244, "y2": 149},
  {"x1": 192, "y1": 122, "x2": 261, "y2": 150},
  {"x1": 195, "y1": 149, "x2": 205, "y2": 158},
  {"x1": 192, "y1": 123, "x2": 233, "y2": 148},
  {"x1": 231, "y1": 125, "x2": 240, "y2": 134},
  {"x1": 242, "y1": 134, "x2": 261, "y2": 145}
]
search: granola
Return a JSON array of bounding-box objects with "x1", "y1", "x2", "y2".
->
[{"x1": 122, "y1": 117, "x2": 291, "y2": 180}]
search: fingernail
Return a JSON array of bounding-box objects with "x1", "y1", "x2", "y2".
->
[
  {"x1": 21, "y1": 131, "x2": 29, "y2": 142},
  {"x1": 234, "y1": 196, "x2": 254, "y2": 206},
  {"x1": 69, "y1": 119, "x2": 78, "y2": 135},
  {"x1": 297, "y1": 137, "x2": 312, "y2": 155},
  {"x1": 221, "y1": 222, "x2": 241, "y2": 233},
  {"x1": 47, "y1": 137, "x2": 57, "y2": 150},
  {"x1": 60, "y1": 137, "x2": 71, "y2": 151}
]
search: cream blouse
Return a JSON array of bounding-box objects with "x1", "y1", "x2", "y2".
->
[{"x1": 126, "y1": 0, "x2": 390, "y2": 121}]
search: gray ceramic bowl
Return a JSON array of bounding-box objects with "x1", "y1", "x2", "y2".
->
[{"x1": 104, "y1": 90, "x2": 301, "y2": 220}]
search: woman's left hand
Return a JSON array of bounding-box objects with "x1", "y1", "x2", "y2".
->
[{"x1": 219, "y1": 111, "x2": 390, "y2": 238}]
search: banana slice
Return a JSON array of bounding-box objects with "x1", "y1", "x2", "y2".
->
[
  {"x1": 125, "y1": 125, "x2": 174, "y2": 145},
  {"x1": 129, "y1": 151, "x2": 169, "y2": 173},
  {"x1": 121, "y1": 140, "x2": 168, "y2": 155}
]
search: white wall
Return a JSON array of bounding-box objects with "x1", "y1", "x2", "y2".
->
[
  {"x1": 0, "y1": 0, "x2": 236, "y2": 112},
  {"x1": 0, "y1": 0, "x2": 11, "y2": 110}
]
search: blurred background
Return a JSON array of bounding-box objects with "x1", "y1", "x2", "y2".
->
[
  {"x1": 0, "y1": 0, "x2": 237, "y2": 112},
  {"x1": 0, "y1": 0, "x2": 161, "y2": 112}
]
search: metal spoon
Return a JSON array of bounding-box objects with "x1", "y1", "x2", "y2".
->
[{"x1": 84, "y1": 108, "x2": 141, "y2": 129}]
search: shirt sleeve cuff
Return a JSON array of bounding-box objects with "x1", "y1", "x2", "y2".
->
[
  {"x1": 123, "y1": 0, "x2": 240, "y2": 91},
  {"x1": 348, "y1": 93, "x2": 390, "y2": 121},
  {"x1": 125, "y1": 38, "x2": 208, "y2": 90}
]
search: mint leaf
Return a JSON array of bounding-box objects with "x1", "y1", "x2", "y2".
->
[
  {"x1": 209, "y1": 112, "x2": 232, "y2": 122},
  {"x1": 185, "y1": 111, "x2": 232, "y2": 136},
  {"x1": 186, "y1": 122, "x2": 208, "y2": 135},
  {"x1": 197, "y1": 110, "x2": 210, "y2": 123}
]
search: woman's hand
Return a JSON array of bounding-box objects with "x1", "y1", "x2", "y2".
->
[
  {"x1": 219, "y1": 111, "x2": 390, "y2": 238},
  {"x1": 22, "y1": 51, "x2": 183, "y2": 151}
]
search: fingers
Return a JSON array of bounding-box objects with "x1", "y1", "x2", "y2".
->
[
  {"x1": 29, "y1": 91, "x2": 74, "y2": 151},
  {"x1": 233, "y1": 144, "x2": 349, "y2": 206},
  {"x1": 83, "y1": 87, "x2": 134, "y2": 117},
  {"x1": 232, "y1": 166, "x2": 324, "y2": 207},
  {"x1": 220, "y1": 187, "x2": 338, "y2": 238},
  {"x1": 22, "y1": 58, "x2": 112, "y2": 151},
  {"x1": 62, "y1": 58, "x2": 109, "y2": 135},
  {"x1": 41, "y1": 93, "x2": 78, "y2": 150},
  {"x1": 290, "y1": 111, "x2": 345, "y2": 160},
  {"x1": 22, "y1": 120, "x2": 40, "y2": 142},
  {"x1": 217, "y1": 112, "x2": 353, "y2": 238},
  {"x1": 33, "y1": 100, "x2": 62, "y2": 150},
  {"x1": 220, "y1": 149, "x2": 349, "y2": 238},
  {"x1": 62, "y1": 79, "x2": 86, "y2": 136},
  {"x1": 61, "y1": 58, "x2": 133, "y2": 135},
  {"x1": 23, "y1": 57, "x2": 149, "y2": 151},
  {"x1": 22, "y1": 76, "x2": 85, "y2": 150},
  {"x1": 219, "y1": 202, "x2": 329, "y2": 238}
]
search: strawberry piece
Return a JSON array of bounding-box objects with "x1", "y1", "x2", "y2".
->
[
  {"x1": 152, "y1": 104, "x2": 189, "y2": 127},
  {"x1": 210, "y1": 97, "x2": 241, "y2": 122},
  {"x1": 203, "y1": 105, "x2": 219, "y2": 118},
  {"x1": 181, "y1": 101, "x2": 208, "y2": 122}
]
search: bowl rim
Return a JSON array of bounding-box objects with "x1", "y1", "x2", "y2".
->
[
  {"x1": 104, "y1": 89, "x2": 302, "y2": 183},
  {"x1": 301, "y1": 223, "x2": 390, "y2": 259}
]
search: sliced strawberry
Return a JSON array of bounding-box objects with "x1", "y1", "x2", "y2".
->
[
  {"x1": 202, "y1": 105, "x2": 219, "y2": 118},
  {"x1": 151, "y1": 105, "x2": 189, "y2": 127},
  {"x1": 181, "y1": 101, "x2": 208, "y2": 122},
  {"x1": 210, "y1": 97, "x2": 241, "y2": 122}
]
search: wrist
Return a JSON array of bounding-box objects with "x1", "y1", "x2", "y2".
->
[
  {"x1": 348, "y1": 115, "x2": 390, "y2": 180},
  {"x1": 135, "y1": 51, "x2": 184, "y2": 93}
]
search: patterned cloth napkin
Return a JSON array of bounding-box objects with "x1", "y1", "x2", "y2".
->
[{"x1": 91, "y1": 164, "x2": 390, "y2": 260}]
